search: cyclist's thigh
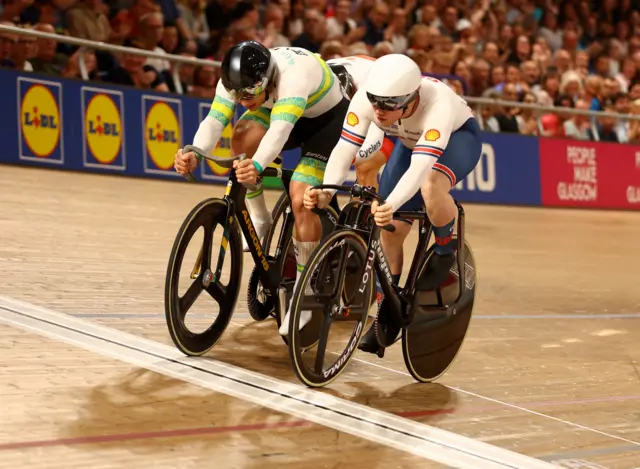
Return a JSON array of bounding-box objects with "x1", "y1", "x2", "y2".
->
[
  {"x1": 379, "y1": 139, "x2": 424, "y2": 213},
  {"x1": 433, "y1": 118, "x2": 482, "y2": 187},
  {"x1": 292, "y1": 99, "x2": 350, "y2": 187}
]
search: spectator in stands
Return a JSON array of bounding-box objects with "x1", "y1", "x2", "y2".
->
[
  {"x1": 102, "y1": 39, "x2": 168, "y2": 91},
  {"x1": 137, "y1": 12, "x2": 171, "y2": 72},
  {"x1": 560, "y1": 70, "x2": 584, "y2": 102},
  {"x1": 10, "y1": 25, "x2": 35, "y2": 71},
  {"x1": 611, "y1": 92, "x2": 631, "y2": 143},
  {"x1": 589, "y1": 102, "x2": 619, "y2": 143},
  {"x1": 162, "y1": 47, "x2": 195, "y2": 93},
  {"x1": 630, "y1": 81, "x2": 640, "y2": 101},
  {"x1": 518, "y1": 91, "x2": 539, "y2": 136},
  {"x1": 564, "y1": 98, "x2": 591, "y2": 141},
  {"x1": 358, "y1": 1, "x2": 389, "y2": 47},
  {"x1": 319, "y1": 39, "x2": 344, "y2": 60},
  {"x1": 583, "y1": 75, "x2": 604, "y2": 111},
  {"x1": 189, "y1": 61, "x2": 216, "y2": 98},
  {"x1": 30, "y1": 23, "x2": 68, "y2": 75},
  {"x1": 66, "y1": 0, "x2": 113, "y2": 43},
  {"x1": 326, "y1": 0, "x2": 356, "y2": 42},
  {"x1": 628, "y1": 99, "x2": 640, "y2": 144},
  {"x1": 489, "y1": 65, "x2": 505, "y2": 88},
  {"x1": 493, "y1": 83, "x2": 521, "y2": 133},
  {"x1": 161, "y1": 20, "x2": 180, "y2": 55},
  {"x1": 385, "y1": 7, "x2": 408, "y2": 53},
  {"x1": 0, "y1": 21, "x2": 16, "y2": 68},
  {"x1": 260, "y1": 3, "x2": 290, "y2": 48},
  {"x1": 291, "y1": 8, "x2": 326, "y2": 53},
  {"x1": 617, "y1": 58, "x2": 639, "y2": 93},
  {"x1": 177, "y1": 0, "x2": 209, "y2": 44},
  {"x1": 468, "y1": 58, "x2": 490, "y2": 97}
]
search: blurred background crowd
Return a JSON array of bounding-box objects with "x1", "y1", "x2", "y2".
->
[{"x1": 1, "y1": 0, "x2": 640, "y2": 142}]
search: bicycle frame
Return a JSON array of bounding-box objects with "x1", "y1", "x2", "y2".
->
[
  {"x1": 343, "y1": 198, "x2": 468, "y2": 327},
  {"x1": 194, "y1": 164, "x2": 290, "y2": 293}
]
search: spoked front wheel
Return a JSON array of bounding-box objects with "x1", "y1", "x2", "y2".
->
[
  {"x1": 402, "y1": 237, "x2": 477, "y2": 382},
  {"x1": 165, "y1": 198, "x2": 243, "y2": 356},
  {"x1": 288, "y1": 230, "x2": 374, "y2": 388}
]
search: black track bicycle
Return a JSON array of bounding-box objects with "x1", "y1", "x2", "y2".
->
[
  {"x1": 164, "y1": 146, "x2": 337, "y2": 357},
  {"x1": 286, "y1": 183, "x2": 477, "y2": 388}
]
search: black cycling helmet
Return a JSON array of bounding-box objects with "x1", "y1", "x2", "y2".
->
[
  {"x1": 329, "y1": 63, "x2": 356, "y2": 99},
  {"x1": 220, "y1": 40, "x2": 275, "y2": 97}
]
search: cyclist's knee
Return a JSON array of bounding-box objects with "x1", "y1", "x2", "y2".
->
[
  {"x1": 288, "y1": 182, "x2": 308, "y2": 216},
  {"x1": 421, "y1": 171, "x2": 452, "y2": 205},
  {"x1": 231, "y1": 120, "x2": 267, "y2": 157}
]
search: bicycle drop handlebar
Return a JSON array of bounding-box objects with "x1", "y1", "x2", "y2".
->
[
  {"x1": 179, "y1": 146, "x2": 281, "y2": 182},
  {"x1": 311, "y1": 183, "x2": 396, "y2": 233}
]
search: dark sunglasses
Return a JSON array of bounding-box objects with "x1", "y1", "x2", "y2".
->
[{"x1": 366, "y1": 91, "x2": 416, "y2": 111}]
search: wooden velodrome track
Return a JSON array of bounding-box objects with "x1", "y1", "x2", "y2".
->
[{"x1": 1, "y1": 165, "x2": 639, "y2": 469}]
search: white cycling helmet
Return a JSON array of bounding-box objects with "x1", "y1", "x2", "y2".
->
[{"x1": 363, "y1": 54, "x2": 422, "y2": 110}]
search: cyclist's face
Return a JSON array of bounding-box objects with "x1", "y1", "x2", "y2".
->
[
  {"x1": 372, "y1": 106, "x2": 403, "y2": 126},
  {"x1": 239, "y1": 91, "x2": 266, "y2": 111}
]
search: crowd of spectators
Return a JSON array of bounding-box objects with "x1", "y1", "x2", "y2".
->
[{"x1": 1, "y1": 0, "x2": 640, "y2": 142}]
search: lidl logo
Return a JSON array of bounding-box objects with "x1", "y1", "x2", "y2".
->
[
  {"x1": 198, "y1": 102, "x2": 235, "y2": 180},
  {"x1": 143, "y1": 96, "x2": 182, "y2": 174},
  {"x1": 18, "y1": 78, "x2": 63, "y2": 163},
  {"x1": 82, "y1": 88, "x2": 125, "y2": 170}
]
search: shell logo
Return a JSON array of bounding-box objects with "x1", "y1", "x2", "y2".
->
[
  {"x1": 425, "y1": 129, "x2": 441, "y2": 141},
  {"x1": 20, "y1": 84, "x2": 61, "y2": 158},
  {"x1": 346, "y1": 112, "x2": 359, "y2": 126}
]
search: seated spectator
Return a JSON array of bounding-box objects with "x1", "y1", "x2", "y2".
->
[
  {"x1": 319, "y1": 40, "x2": 344, "y2": 61},
  {"x1": 588, "y1": 102, "x2": 620, "y2": 143},
  {"x1": 560, "y1": 70, "x2": 584, "y2": 101},
  {"x1": 372, "y1": 40, "x2": 393, "y2": 58},
  {"x1": 291, "y1": 8, "x2": 326, "y2": 53},
  {"x1": 66, "y1": 0, "x2": 113, "y2": 43},
  {"x1": 517, "y1": 92, "x2": 539, "y2": 135},
  {"x1": 260, "y1": 3, "x2": 290, "y2": 48},
  {"x1": 177, "y1": 0, "x2": 209, "y2": 44},
  {"x1": 161, "y1": 47, "x2": 195, "y2": 94},
  {"x1": 189, "y1": 62, "x2": 216, "y2": 99},
  {"x1": 564, "y1": 98, "x2": 592, "y2": 141},
  {"x1": 103, "y1": 40, "x2": 168, "y2": 92},
  {"x1": 63, "y1": 47, "x2": 99, "y2": 80},
  {"x1": 494, "y1": 83, "x2": 521, "y2": 133},
  {"x1": 137, "y1": 12, "x2": 171, "y2": 72},
  {"x1": 611, "y1": 92, "x2": 631, "y2": 143},
  {"x1": 161, "y1": 20, "x2": 180, "y2": 56},
  {"x1": 0, "y1": 21, "x2": 16, "y2": 67},
  {"x1": 479, "y1": 89, "x2": 501, "y2": 132},
  {"x1": 406, "y1": 23, "x2": 430, "y2": 53},
  {"x1": 326, "y1": 0, "x2": 356, "y2": 42},
  {"x1": 359, "y1": 1, "x2": 389, "y2": 47},
  {"x1": 10, "y1": 24, "x2": 35, "y2": 71},
  {"x1": 30, "y1": 23, "x2": 68, "y2": 76},
  {"x1": 385, "y1": 7, "x2": 408, "y2": 53},
  {"x1": 541, "y1": 94, "x2": 574, "y2": 138},
  {"x1": 628, "y1": 99, "x2": 640, "y2": 144}
]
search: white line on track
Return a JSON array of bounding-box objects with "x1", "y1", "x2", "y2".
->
[{"x1": 0, "y1": 295, "x2": 560, "y2": 469}]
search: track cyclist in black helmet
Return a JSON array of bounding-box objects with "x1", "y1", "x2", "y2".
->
[{"x1": 174, "y1": 41, "x2": 362, "y2": 337}]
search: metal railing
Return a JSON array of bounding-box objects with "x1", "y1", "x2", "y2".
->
[{"x1": 2, "y1": 24, "x2": 638, "y2": 141}]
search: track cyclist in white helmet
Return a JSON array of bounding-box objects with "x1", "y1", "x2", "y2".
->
[
  {"x1": 304, "y1": 53, "x2": 483, "y2": 354},
  {"x1": 174, "y1": 40, "x2": 382, "y2": 337}
]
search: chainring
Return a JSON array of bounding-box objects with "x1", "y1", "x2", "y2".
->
[{"x1": 374, "y1": 298, "x2": 402, "y2": 347}]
